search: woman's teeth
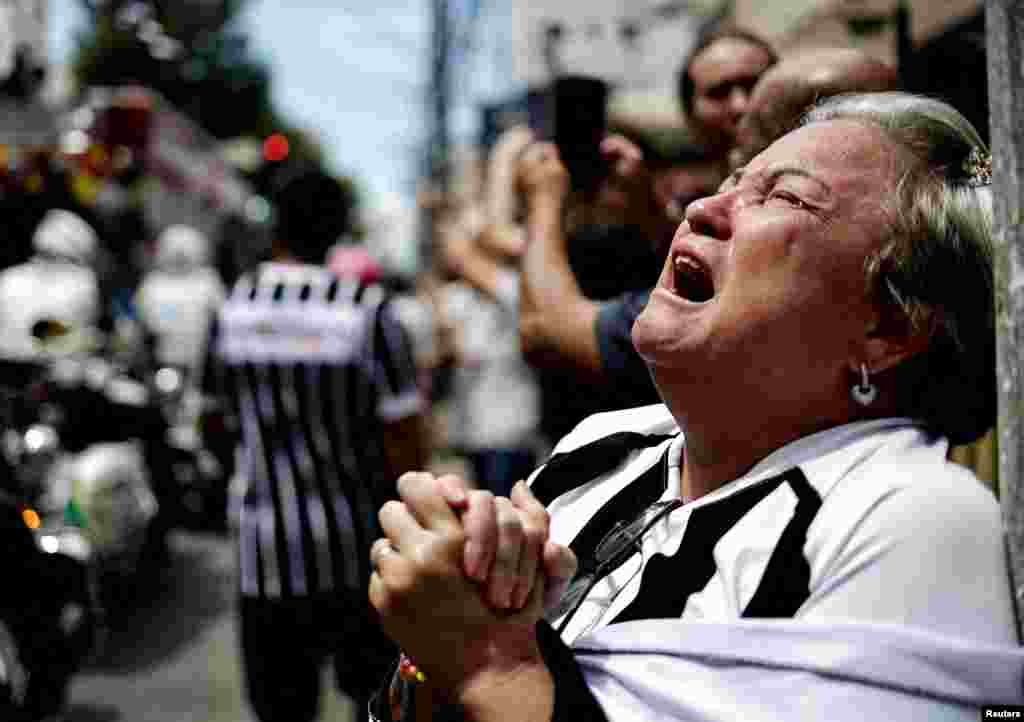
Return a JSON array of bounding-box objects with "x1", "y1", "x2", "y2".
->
[{"x1": 673, "y1": 255, "x2": 714, "y2": 302}]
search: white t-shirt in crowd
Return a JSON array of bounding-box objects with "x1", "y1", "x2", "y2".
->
[
  {"x1": 388, "y1": 291, "x2": 437, "y2": 372},
  {"x1": 440, "y1": 271, "x2": 540, "y2": 451}
]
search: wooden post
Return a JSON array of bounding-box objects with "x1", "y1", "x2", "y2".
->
[{"x1": 987, "y1": 0, "x2": 1024, "y2": 641}]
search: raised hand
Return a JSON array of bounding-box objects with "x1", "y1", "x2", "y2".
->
[
  {"x1": 600, "y1": 133, "x2": 649, "y2": 187},
  {"x1": 516, "y1": 141, "x2": 571, "y2": 211},
  {"x1": 600, "y1": 133, "x2": 680, "y2": 250}
]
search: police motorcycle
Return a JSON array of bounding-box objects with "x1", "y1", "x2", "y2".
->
[
  {"x1": 0, "y1": 209, "x2": 171, "y2": 587},
  {"x1": 133, "y1": 225, "x2": 230, "y2": 532},
  {"x1": 0, "y1": 343, "x2": 164, "y2": 595},
  {"x1": 141, "y1": 361, "x2": 229, "y2": 533},
  {"x1": 0, "y1": 374, "x2": 99, "y2": 722}
]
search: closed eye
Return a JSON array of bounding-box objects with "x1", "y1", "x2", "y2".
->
[
  {"x1": 706, "y1": 83, "x2": 731, "y2": 100},
  {"x1": 767, "y1": 190, "x2": 813, "y2": 211}
]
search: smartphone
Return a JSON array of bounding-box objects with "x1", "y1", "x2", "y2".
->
[{"x1": 552, "y1": 74, "x2": 609, "y2": 194}]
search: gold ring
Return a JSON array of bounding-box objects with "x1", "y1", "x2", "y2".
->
[{"x1": 372, "y1": 540, "x2": 396, "y2": 570}]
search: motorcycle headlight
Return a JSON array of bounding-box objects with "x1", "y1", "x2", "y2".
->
[
  {"x1": 38, "y1": 533, "x2": 60, "y2": 554},
  {"x1": 34, "y1": 527, "x2": 93, "y2": 563},
  {"x1": 24, "y1": 424, "x2": 58, "y2": 455},
  {"x1": 13, "y1": 425, "x2": 60, "y2": 498},
  {"x1": 155, "y1": 367, "x2": 183, "y2": 396}
]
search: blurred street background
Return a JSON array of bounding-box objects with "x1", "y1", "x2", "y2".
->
[{"x1": 63, "y1": 531, "x2": 353, "y2": 722}]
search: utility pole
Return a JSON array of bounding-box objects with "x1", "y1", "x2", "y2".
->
[
  {"x1": 421, "y1": 0, "x2": 452, "y2": 270},
  {"x1": 986, "y1": 0, "x2": 1024, "y2": 641}
]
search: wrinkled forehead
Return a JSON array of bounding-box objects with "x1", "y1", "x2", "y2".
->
[{"x1": 753, "y1": 119, "x2": 902, "y2": 201}]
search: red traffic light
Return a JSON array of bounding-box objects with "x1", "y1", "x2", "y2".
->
[{"x1": 263, "y1": 133, "x2": 289, "y2": 162}]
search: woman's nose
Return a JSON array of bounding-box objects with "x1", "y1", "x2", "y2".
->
[{"x1": 684, "y1": 191, "x2": 732, "y2": 240}]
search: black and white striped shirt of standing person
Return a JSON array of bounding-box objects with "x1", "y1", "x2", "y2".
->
[
  {"x1": 200, "y1": 169, "x2": 429, "y2": 722},
  {"x1": 205, "y1": 264, "x2": 425, "y2": 598}
]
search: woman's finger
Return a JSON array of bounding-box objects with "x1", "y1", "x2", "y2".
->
[
  {"x1": 370, "y1": 537, "x2": 410, "y2": 585},
  {"x1": 543, "y1": 540, "x2": 577, "y2": 581},
  {"x1": 461, "y1": 489, "x2": 497, "y2": 582},
  {"x1": 368, "y1": 538, "x2": 414, "y2": 617},
  {"x1": 541, "y1": 541, "x2": 578, "y2": 612},
  {"x1": 397, "y1": 471, "x2": 462, "y2": 535},
  {"x1": 507, "y1": 481, "x2": 548, "y2": 609},
  {"x1": 510, "y1": 480, "x2": 550, "y2": 532},
  {"x1": 369, "y1": 537, "x2": 406, "y2": 572},
  {"x1": 513, "y1": 562, "x2": 548, "y2": 620},
  {"x1": 378, "y1": 500, "x2": 427, "y2": 552},
  {"x1": 502, "y1": 481, "x2": 552, "y2": 609},
  {"x1": 368, "y1": 569, "x2": 387, "y2": 613},
  {"x1": 432, "y1": 473, "x2": 496, "y2": 581},
  {"x1": 488, "y1": 497, "x2": 524, "y2": 609},
  {"x1": 369, "y1": 537, "x2": 395, "y2": 569},
  {"x1": 511, "y1": 512, "x2": 545, "y2": 610},
  {"x1": 435, "y1": 473, "x2": 472, "y2": 510}
]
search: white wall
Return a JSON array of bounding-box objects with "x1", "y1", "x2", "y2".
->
[{"x1": 506, "y1": 0, "x2": 703, "y2": 93}]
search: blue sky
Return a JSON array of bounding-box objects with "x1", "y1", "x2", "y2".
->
[{"x1": 46, "y1": 0, "x2": 489, "y2": 208}]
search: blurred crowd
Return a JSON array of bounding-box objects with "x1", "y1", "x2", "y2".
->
[{"x1": 410, "y1": 26, "x2": 906, "y2": 488}]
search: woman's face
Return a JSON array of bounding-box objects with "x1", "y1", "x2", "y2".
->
[
  {"x1": 632, "y1": 119, "x2": 902, "y2": 422},
  {"x1": 689, "y1": 38, "x2": 775, "y2": 154}
]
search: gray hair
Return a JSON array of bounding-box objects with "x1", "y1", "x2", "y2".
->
[{"x1": 802, "y1": 92, "x2": 994, "y2": 444}]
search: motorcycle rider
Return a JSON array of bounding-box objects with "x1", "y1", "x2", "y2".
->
[
  {"x1": 134, "y1": 224, "x2": 226, "y2": 383},
  {"x1": 0, "y1": 209, "x2": 165, "y2": 583},
  {"x1": 0, "y1": 209, "x2": 102, "y2": 364}
]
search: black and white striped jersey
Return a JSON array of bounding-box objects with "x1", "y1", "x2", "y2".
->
[
  {"x1": 369, "y1": 404, "x2": 1020, "y2": 721},
  {"x1": 530, "y1": 404, "x2": 1015, "y2": 647},
  {"x1": 203, "y1": 262, "x2": 423, "y2": 599}
]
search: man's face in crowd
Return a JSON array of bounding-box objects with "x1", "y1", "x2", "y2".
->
[
  {"x1": 689, "y1": 38, "x2": 775, "y2": 155},
  {"x1": 729, "y1": 74, "x2": 803, "y2": 171}
]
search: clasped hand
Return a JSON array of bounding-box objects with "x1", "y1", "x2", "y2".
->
[{"x1": 368, "y1": 473, "x2": 576, "y2": 696}]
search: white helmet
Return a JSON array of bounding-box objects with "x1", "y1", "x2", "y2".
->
[
  {"x1": 32, "y1": 210, "x2": 98, "y2": 265},
  {"x1": 154, "y1": 225, "x2": 211, "y2": 271}
]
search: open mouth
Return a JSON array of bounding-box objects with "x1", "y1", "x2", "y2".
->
[{"x1": 672, "y1": 253, "x2": 714, "y2": 303}]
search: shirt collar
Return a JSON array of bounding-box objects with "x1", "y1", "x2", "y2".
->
[{"x1": 669, "y1": 417, "x2": 934, "y2": 506}]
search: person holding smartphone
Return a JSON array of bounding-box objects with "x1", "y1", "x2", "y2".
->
[
  {"x1": 518, "y1": 26, "x2": 776, "y2": 444},
  {"x1": 518, "y1": 95, "x2": 719, "y2": 446},
  {"x1": 517, "y1": 76, "x2": 688, "y2": 446}
]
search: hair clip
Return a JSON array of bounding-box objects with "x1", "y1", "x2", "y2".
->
[
  {"x1": 963, "y1": 147, "x2": 992, "y2": 188},
  {"x1": 398, "y1": 652, "x2": 426, "y2": 684}
]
